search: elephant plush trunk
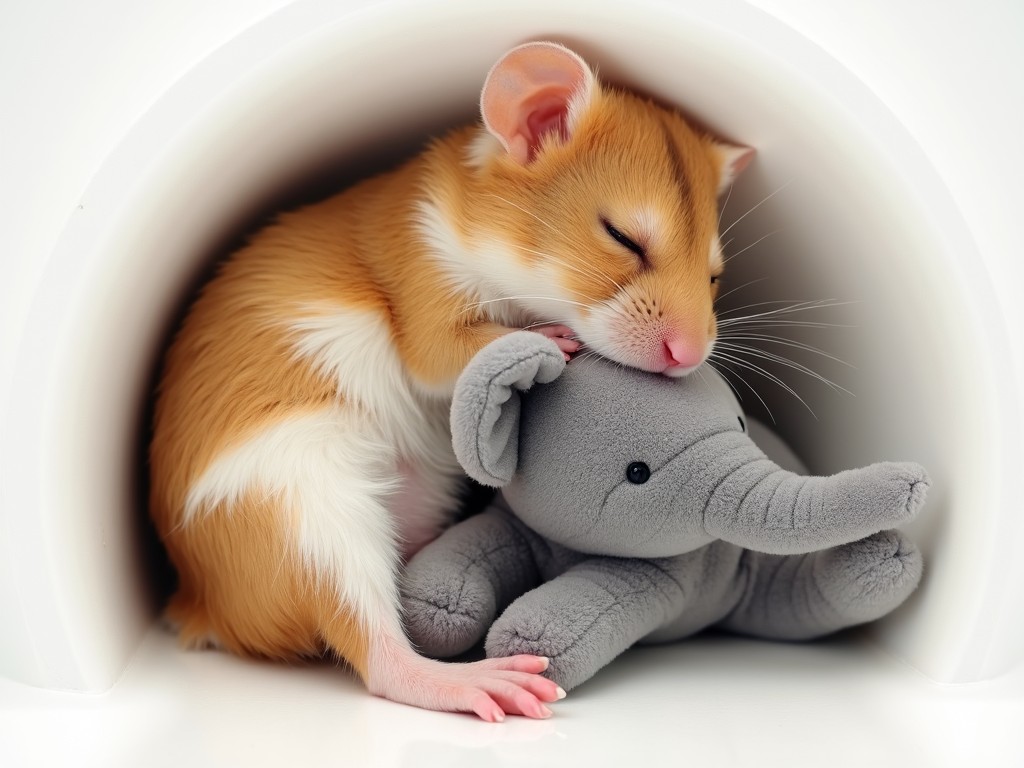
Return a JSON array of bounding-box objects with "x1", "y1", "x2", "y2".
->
[{"x1": 699, "y1": 433, "x2": 929, "y2": 554}]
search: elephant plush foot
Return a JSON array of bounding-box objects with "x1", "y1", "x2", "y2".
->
[
  {"x1": 402, "y1": 572, "x2": 499, "y2": 658},
  {"x1": 813, "y1": 529, "x2": 922, "y2": 625},
  {"x1": 484, "y1": 590, "x2": 582, "y2": 690},
  {"x1": 485, "y1": 556, "x2": 693, "y2": 691},
  {"x1": 401, "y1": 507, "x2": 542, "y2": 658},
  {"x1": 721, "y1": 530, "x2": 922, "y2": 640}
]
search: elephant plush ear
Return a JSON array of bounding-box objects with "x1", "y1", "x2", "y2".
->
[{"x1": 451, "y1": 331, "x2": 567, "y2": 487}]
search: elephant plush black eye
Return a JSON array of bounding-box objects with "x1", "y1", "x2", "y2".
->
[
  {"x1": 737, "y1": 415, "x2": 746, "y2": 431},
  {"x1": 626, "y1": 462, "x2": 651, "y2": 484}
]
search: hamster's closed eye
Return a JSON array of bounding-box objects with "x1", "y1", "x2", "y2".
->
[{"x1": 602, "y1": 219, "x2": 647, "y2": 263}]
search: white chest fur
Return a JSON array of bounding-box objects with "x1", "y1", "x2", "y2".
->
[{"x1": 183, "y1": 305, "x2": 464, "y2": 621}]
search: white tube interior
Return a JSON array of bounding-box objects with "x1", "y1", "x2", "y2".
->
[{"x1": 4, "y1": 0, "x2": 1019, "y2": 691}]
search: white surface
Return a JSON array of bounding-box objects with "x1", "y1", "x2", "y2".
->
[
  {"x1": 0, "y1": 0, "x2": 297, "y2": 691},
  {"x1": 750, "y1": 0, "x2": 1024, "y2": 386},
  {"x1": 1, "y1": 0, "x2": 1022, "y2": 760},
  {"x1": 2, "y1": 627, "x2": 1022, "y2": 768},
  {"x1": 748, "y1": 0, "x2": 1024, "y2": 684}
]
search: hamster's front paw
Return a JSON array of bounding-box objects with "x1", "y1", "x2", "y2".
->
[
  {"x1": 530, "y1": 324, "x2": 581, "y2": 360},
  {"x1": 485, "y1": 618, "x2": 568, "y2": 686}
]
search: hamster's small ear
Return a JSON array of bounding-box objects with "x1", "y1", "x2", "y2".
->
[
  {"x1": 481, "y1": 41, "x2": 596, "y2": 164},
  {"x1": 451, "y1": 332, "x2": 567, "y2": 487},
  {"x1": 715, "y1": 143, "x2": 755, "y2": 195}
]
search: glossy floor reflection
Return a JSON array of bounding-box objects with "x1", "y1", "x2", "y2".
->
[{"x1": 3, "y1": 626, "x2": 1021, "y2": 768}]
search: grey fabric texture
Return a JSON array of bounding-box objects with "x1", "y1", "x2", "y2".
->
[
  {"x1": 450, "y1": 332, "x2": 565, "y2": 487},
  {"x1": 403, "y1": 331, "x2": 928, "y2": 690}
]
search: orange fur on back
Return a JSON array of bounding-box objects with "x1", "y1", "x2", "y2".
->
[{"x1": 150, "y1": 160, "x2": 469, "y2": 670}]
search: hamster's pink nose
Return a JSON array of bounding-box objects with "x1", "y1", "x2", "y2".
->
[{"x1": 663, "y1": 339, "x2": 703, "y2": 369}]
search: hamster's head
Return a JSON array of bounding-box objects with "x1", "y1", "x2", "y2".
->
[{"x1": 465, "y1": 41, "x2": 753, "y2": 377}]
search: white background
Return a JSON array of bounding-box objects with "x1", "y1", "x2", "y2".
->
[
  {"x1": 4, "y1": 0, "x2": 1021, "y2": 405},
  {"x1": 2, "y1": 2, "x2": 1021, "y2": 766}
]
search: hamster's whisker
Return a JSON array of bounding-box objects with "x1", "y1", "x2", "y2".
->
[
  {"x1": 705, "y1": 358, "x2": 777, "y2": 425},
  {"x1": 715, "y1": 332, "x2": 854, "y2": 367},
  {"x1": 483, "y1": 196, "x2": 625, "y2": 292},
  {"x1": 557, "y1": 253, "x2": 625, "y2": 293},
  {"x1": 694, "y1": 366, "x2": 715, "y2": 397},
  {"x1": 714, "y1": 277, "x2": 769, "y2": 306},
  {"x1": 705, "y1": 362, "x2": 745, "y2": 404},
  {"x1": 584, "y1": 300, "x2": 627, "y2": 324},
  {"x1": 719, "y1": 319, "x2": 854, "y2": 331},
  {"x1": 716, "y1": 298, "x2": 822, "y2": 320},
  {"x1": 722, "y1": 229, "x2": 782, "y2": 264},
  {"x1": 505, "y1": 242, "x2": 624, "y2": 293},
  {"x1": 713, "y1": 341, "x2": 852, "y2": 395},
  {"x1": 716, "y1": 298, "x2": 848, "y2": 322},
  {"x1": 484, "y1": 193, "x2": 560, "y2": 233},
  {"x1": 459, "y1": 296, "x2": 591, "y2": 315},
  {"x1": 519, "y1": 319, "x2": 577, "y2": 332},
  {"x1": 719, "y1": 179, "x2": 793, "y2": 239},
  {"x1": 710, "y1": 349, "x2": 818, "y2": 419},
  {"x1": 717, "y1": 182, "x2": 734, "y2": 230},
  {"x1": 573, "y1": 350, "x2": 604, "y2": 369},
  {"x1": 717, "y1": 301, "x2": 855, "y2": 334}
]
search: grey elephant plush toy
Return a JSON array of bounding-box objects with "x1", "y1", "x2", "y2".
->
[{"x1": 401, "y1": 332, "x2": 928, "y2": 691}]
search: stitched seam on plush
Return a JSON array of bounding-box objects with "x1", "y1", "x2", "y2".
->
[
  {"x1": 809, "y1": 561, "x2": 844, "y2": 621},
  {"x1": 403, "y1": 594, "x2": 480, "y2": 621},
  {"x1": 644, "y1": 559, "x2": 688, "y2": 602},
  {"x1": 703, "y1": 454, "x2": 769, "y2": 537},
  {"x1": 449, "y1": 541, "x2": 528, "y2": 616},
  {"x1": 523, "y1": 579, "x2": 621, "y2": 655},
  {"x1": 598, "y1": 429, "x2": 729, "y2": 513},
  {"x1": 849, "y1": 539, "x2": 908, "y2": 599},
  {"x1": 762, "y1": 556, "x2": 788, "y2": 628},
  {"x1": 721, "y1": 550, "x2": 754, "y2": 625},
  {"x1": 762, "y1": 470, "x2": 788, "y2": 530},
  {"x1": 536, "y1": 565, "x2": 671, "y2": 660}
]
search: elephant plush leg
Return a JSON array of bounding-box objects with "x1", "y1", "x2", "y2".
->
[
  {"x1": 720, "y1": 530, "x2": 922, "y2": 640},
  {"x1": 485, "y1": 556, "x2": 692, "y2": 691},
  {"x1": 401, "y1": 506, "x2": 541, "y2": 658}
]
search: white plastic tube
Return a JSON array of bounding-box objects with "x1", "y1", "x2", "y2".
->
[{"x1": 2, "y1": 0, "x2": 1020, "y2": 693}]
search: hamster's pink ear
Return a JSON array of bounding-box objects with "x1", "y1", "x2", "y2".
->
[
  {"x1": 481, "y1": 41, "x2": 596, "y2": 165},
  {"x1": 715, "y1": 143, "x2": 755, "y2": 195}
]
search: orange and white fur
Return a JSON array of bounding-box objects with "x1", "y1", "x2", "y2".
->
[{"x1": 150, "y1": 42, "x2": 752, "y2": 721}]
